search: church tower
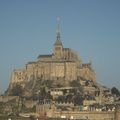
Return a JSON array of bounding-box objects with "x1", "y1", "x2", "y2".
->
[{"x1": 53, "y1": 21, "x2": 63, "y2": 59}]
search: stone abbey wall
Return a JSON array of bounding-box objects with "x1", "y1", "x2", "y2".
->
[
  {"x1": 10, "y1": 59, "x2": 96, "y2": 87},
  {"x1": 9, "y1": 29, "x2": 96, "y2": 87}
]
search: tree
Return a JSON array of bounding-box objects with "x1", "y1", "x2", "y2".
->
[
  {"x1": 66, "y1": 94, "x2": 73, "y2": 102},
  {"x1": 111, "y1": 87, "x2": 120, "y2": 96},
  {"x1": 85, "y1": 80, "x2": 89, "y2": 86},
  {"x1": 42, "y1": 80, "x2": 53, "y2": 88},
  {"x1": 11, "y1": 84, "x2": 23, "y2": 96},
  {"x1": 69, "y1": 80, "x2": 83, "y2": 94},
  {"x1": 69, "y1": 80, "x2": 81, "y2": 87},
  {"x1": 73, "y1": 93, "x2": 84, "y2": 106}
]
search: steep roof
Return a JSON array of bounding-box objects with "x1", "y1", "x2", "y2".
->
[{"x1": 37, "y1": 54, "x2": 52, "y2": 59}]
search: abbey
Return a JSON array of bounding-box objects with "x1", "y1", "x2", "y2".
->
[{"x1": 9, "y1": 25, "x2": 96, "y2": 87}]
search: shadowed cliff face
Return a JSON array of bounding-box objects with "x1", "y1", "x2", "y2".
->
[{"x1": 6, "y1": 77, "x2": 84, "y2": 100}]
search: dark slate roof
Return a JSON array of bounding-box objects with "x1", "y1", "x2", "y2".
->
[
  {"x1": 37, "y1": 54, "x2": 52, "y2": 59},
  {"x1": 64, "y1": 48, "x2": 70, "y2": 50},
  {"x1": 27, "y1": 61, "x2": 36, "y2": 64}
]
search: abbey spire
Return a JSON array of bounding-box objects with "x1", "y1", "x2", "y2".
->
[
  {"x1": 54, "y1": 18, "x2": 63, "y2": 46},
  {"x1": 53, "y1": 18, "x2": 63, "y2": 59}
]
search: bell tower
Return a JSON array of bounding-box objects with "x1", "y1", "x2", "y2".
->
[{"x1": 54, "y1": 18, "x2": 63, "y2": 59}]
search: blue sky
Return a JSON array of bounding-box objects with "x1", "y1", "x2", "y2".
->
[{"x1": 0, "y1": 0, "x2": 120, "y2": 93}]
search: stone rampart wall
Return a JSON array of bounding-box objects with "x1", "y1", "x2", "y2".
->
[
  {"x1": 116, "y1": 110, "x2": 120, "y2": 120},
  {"x1": 53, "y1": 111, "x2": 120, "y2": 120},
  {"x1": 0, "y1": 96, "x2": 19, "y2": 103}
]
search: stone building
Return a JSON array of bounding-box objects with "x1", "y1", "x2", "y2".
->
[{"x1": 9, "y1": 24, "x2": 96, "y2": 88}]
